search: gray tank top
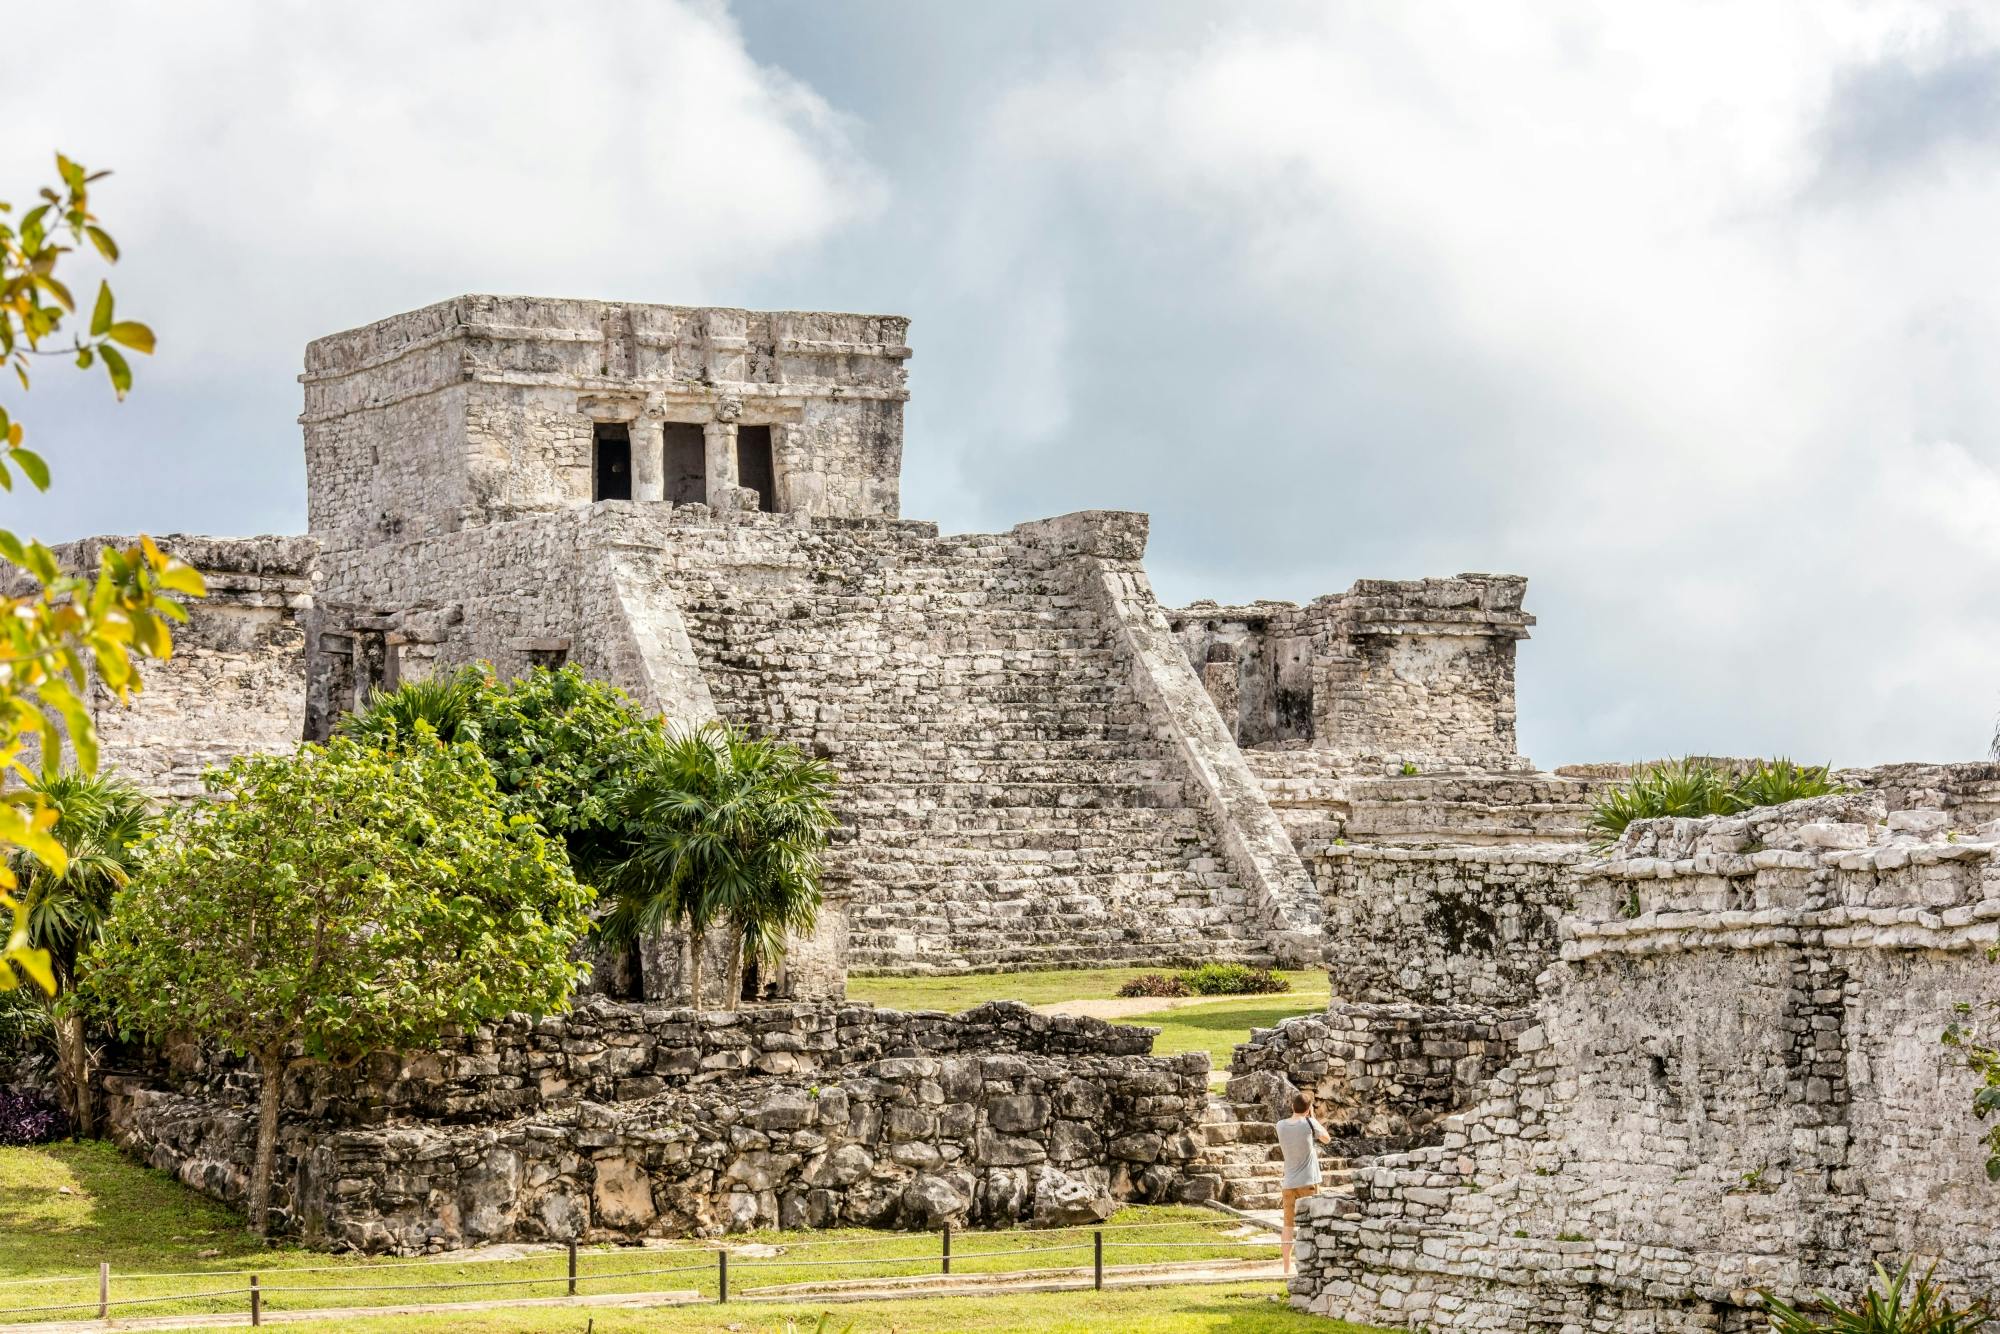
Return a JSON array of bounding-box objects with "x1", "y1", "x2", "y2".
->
[{"x1": 1276, "y1": 1115, "x2": 1324, "y2": 1189}]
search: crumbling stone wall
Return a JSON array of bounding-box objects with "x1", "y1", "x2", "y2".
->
[
  {"x1": 1290, "y1": 796, "x2": 2000, "y2": 1329},
  {"x1": 43, "y1": 534, "x2": 313, "y2": 798},
  {"x1": 1308, "y1": 843, "x2": 1580, "y2": 1007},
  {"x1": 1168, "y1": 575, "x2": 1533, "y2": 773},
  {"x1": 100, "y1": 1000, "x2": 1208, "y2": 1254}
]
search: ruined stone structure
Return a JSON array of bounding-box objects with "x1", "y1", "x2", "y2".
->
[
  {"x1": 104, "y1": 1000, "x2": 1206, "y2": 1253},
  {"x1": 1287, "y1": 795, "x2": 2000, "y2": 1328},
  {"x1": 89, "y1": 293, "x2": 1587, "y2": 990},
  {"x1": 47, "y1": 293, "x2": 2000, "y2": 1313}
]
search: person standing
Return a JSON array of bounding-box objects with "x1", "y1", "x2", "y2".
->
[{"x1": 1276, "y1": 1088, "x2": 1330, "y2": 1274}]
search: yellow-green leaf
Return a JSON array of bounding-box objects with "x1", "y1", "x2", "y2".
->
[
  {"x1": 11, "y1": 448, "x2": 48, "y2": 492},
  {"x1": 107, "y1": 321, "x2": 154, "y2": 355},
  {"x1": 90, "y1": 280, "x2": 113, "y2": 336},
  {"x1": 84, "y1": 224, "x2": 118, "y2": 262}
]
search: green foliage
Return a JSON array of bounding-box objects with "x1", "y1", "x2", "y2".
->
[
  {"x1": 1762, "y1": 1261, "x2": 1992, "y2": 1333},
  {"x1": 89, "y1": 737, "x2": 593, "y2": 1062},
  {"x1": 14, "y1": 770, "x2": 158, "y2": 992},
  {"x1": 342, "y1": 665, "x2": 660, "y2": 884},
  {"x1": 1117, "y1": 973, "x2": 1192, "y2": 999},
  {"x1": 12, "y1": 770, "x2": 159, "y2": 1133},
  {"x1": 0, "y1": 154, "x2": 198, "y2": 999},
  {"x1": 1178, "y1": 962, "x2": 1291, "y2": 996},
  {"x1": 1942, "y1": 1004, "x2": 2000, "y2": 1183},
  {"x1": 1587, "y1": 757, "x2": 1847, "y2": 845},
  {"x1": 85, "y1": 738, "x2": 592, "y2": 1230},
  {"x1": 600, "y1": 722, "x2": 836, "y2": 1008}
]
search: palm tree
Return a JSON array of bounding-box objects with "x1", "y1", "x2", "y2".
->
[
  {"x1": 598, "y1": 723, "x2": 836, "y2": 1010},
  {"x1": 14, "y1": 770, "x2": 159, "y2": 1135}
]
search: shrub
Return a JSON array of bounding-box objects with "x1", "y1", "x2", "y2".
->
[
  {"x1": 1178, "y1": 963, "x2": 1290, "y2": 996},
  {"x1": 0, "y1": 1087, "x2": 68, "y2": 1146},
  {"x1": 341, "y1": 665, "x2": 662, "y2": 886},
  {"x1": 1117, "y1": 973, "x2": 1191, "y2": 999},
  {"x1": 1762, "y1": 1260, "x2": 1992, "y2": 1333},
  {"x1": 1587, "y1": 757, "x2": 1847, "y2": 846}
]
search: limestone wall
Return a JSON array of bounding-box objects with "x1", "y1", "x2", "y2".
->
[
  {"x1": 46, "y1": 534, "x2": 312, "y2": 798},
  {"x1": 101, "y1": 1000, "x2": 1208, "y2": 1254},
  {"x1": 311, "y1": 502, "x2": 1312, "y2": 976},
  {"x1": 1308, "y1": 844, "x2": 1580, "y2": 1008},
  {"x1": 1290, "y1": 795, "x2": 2000, "y2": 1330},
  {"x1": 303, "y1": 295, "x2": 911, "y2": 544},
  {"x1": 1168, "y1": 575, "x2": 1533, "y2": 772}
]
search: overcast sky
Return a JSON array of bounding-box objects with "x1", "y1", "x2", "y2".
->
[{"x1": 5, "y1": 1, "x2": 1999, "y2": 768}]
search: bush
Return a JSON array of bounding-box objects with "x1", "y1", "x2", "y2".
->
[
  {"x1": 1178, "y1": 963, "x2": 1290, "y2": 996},
  {"x1": 1117, "y1": 973, "x2": 1191, "y2": 999},
  {"x1": 1587, "y1": 757, "x2": 1846, "y2": 846},
  {"x1": 0, "y1": 1087, "x2": 68, "y2": 1145},
  {"x1": 1762, "y1": 1260, "x2": 1992, "y2": 1332},
  {"x1": 341, "y1": 665, "x2": 662, "y2": 885}
]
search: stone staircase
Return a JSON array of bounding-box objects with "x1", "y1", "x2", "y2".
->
[
  {"x1": 1186, "y1": 1091, "x2": 1354, "y2": 1213},
  {"x1": 659, "y1": 523, "x2": 1270, "y2": 972}
]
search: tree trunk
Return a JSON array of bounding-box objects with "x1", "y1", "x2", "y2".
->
[
  {"x1": 55, "y1": 1011, "x2": 91, "y2": 1138},
  {"x1": 247, "y1": 1048, "x2": 285, "y2": 1237},
  {"x1": 687, "y1": 925, "x2": 705, "y2": 1011},
  {"x1": 724, "y1": 923, "x2": 745, "y2": 1013}
]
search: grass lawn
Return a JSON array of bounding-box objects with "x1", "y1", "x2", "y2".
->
[
  {"x1": 845, "y1": 967, "x2": 1329, "y2": 1075},
  {"x1": 844, "y1": 967, "x2": 1325, "y2": 1013},
  {"x1": 314, "y1": 1282, "x2": 1388, "y2": 1331},
  {"x1": 1127, "y1": 995, "x2": 1329, "y2": 1072},
  {"x1": 0, "y1": 1142, "x2": 1397, "y2": 1331}
]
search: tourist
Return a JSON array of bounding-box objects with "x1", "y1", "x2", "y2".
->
[{"x1": 1276, "y1": 1088, "x2": 1329, "y2": 1274}]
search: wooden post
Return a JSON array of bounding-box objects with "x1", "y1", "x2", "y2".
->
[
  {"x1": 98, "y1": 1262, "x2": 108, "y2": 1319},
  {"x1": 250, "y1": 1274, "x2": 261, "y2": 1327},
  {"x1": 567, "y1": 1239, "x2": 578, "y2": 1296},
  {"x1": 941, "y1": 1223, "x2": 951, "y2": 1275},
  {"x1": 718, "y1": 1249, "x2": 728, "y2": 1303},
  {"x1": 1093, "y1": 1230, "x2": 1104, "y2": 1290}
]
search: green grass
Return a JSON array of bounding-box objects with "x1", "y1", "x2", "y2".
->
[
  {"x1": 1127, "y1": 995, "x2": 1329, "y2": 1071},
  {"x1": 845, "y1": 967, "x2": 1328, "y2": 1079},
  {"x1": 845, "y1": 967, "x2": 1326, "y2": 1013},
  {"x1": 0, "y1": 1143, "x2": 1386, "y2": 1329},
  {"x1": 316, "y1": 1283, "x2": 1386, "y2": 1331}
]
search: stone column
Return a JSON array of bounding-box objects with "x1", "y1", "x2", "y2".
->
[
  {"x1": 704, "y1": 420, "x2": 739, "y2": 509},
  {"x1": 630, "y1": 409, "x2": 665, "y2": 503}
]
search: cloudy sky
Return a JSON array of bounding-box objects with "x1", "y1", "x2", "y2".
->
[{"x1": 4, "y1": 1, "x2": 1999, "y2": 768}]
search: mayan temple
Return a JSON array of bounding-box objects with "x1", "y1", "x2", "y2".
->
[{"x1": 76, "y1": 297, "x2": 2000, "y2": 1326}]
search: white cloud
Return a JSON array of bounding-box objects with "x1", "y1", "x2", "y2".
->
[
  {"x1": 939, "y1": 2, "x2": 2000, "y2": 764},
  {"x1": 0, "y1": 0, "x2": 882, "y2": 369}
]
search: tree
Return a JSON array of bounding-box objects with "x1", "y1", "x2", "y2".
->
[
  {"x1": 13, "y1": 770, "x2": 157, "y2": 1136},
  {"x1": 0, "y1": 154, "x2": 201, "y2": 998},
  {"x1": 340, "y1": 664, "x2": 661, "y2": 886},
  {"x1": 598, "y1": 723, "x2": 836, "y2": 1010},
  {"x1": 86, "y1": 737, "x2": 593, "y2": 1235}
]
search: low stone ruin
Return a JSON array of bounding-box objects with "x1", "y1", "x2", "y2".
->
[{"x1": 100, "y1": 1000, "x2": 1207, "y2": 1254}]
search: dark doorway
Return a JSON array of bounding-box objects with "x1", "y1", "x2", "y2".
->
[
  {"x1": 735, "y1": 425, "x2": 778, "y2": 512},
  {"x1": 665, "y1": 423, "x2": 706, "y2": 506},
  {"x1": 593, "y1": 422, "x2": 632, "y2": 501}
]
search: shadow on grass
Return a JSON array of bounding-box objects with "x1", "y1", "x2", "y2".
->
[{"x1": 0, "y1": 1140, "x2": 258, "y2": 1278}]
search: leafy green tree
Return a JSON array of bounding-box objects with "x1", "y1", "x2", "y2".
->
[
  {"x1": 13, "y1": 770, "x2": 158, "y2": 1135},
  {"x1": 86, "y1": 738, "x2": 593, "y2": 1235},
  {"x1": 0, "y1": 153, "x2": 201, "y2": 998},
  {"x1": 340, "y1": 665, "x2": 660, "y2": 885},
  {"x1": 599, "y1": 723, "x2": 836, "y2": 1010}
]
